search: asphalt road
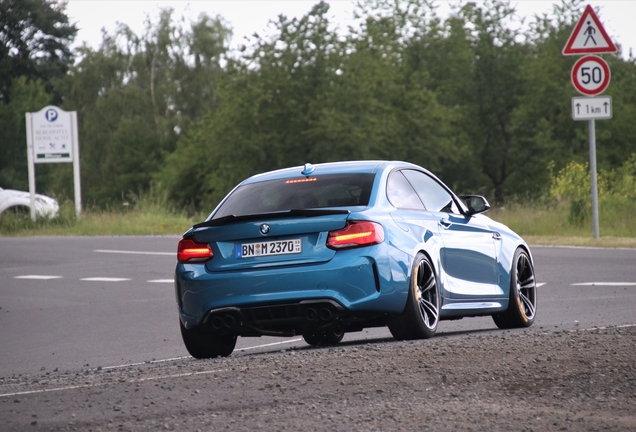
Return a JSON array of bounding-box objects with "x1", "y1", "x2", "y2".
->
[{"x1": 1, "y1": 236, "x2": 635, "y2": 378}]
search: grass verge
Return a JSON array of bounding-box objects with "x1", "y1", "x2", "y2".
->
[
  {"x1": 1, "y1": 200, "x2": 634, "y2": 248},
  {"x1": 0, "y1": 200, "x2": 205, "y2": 237}
]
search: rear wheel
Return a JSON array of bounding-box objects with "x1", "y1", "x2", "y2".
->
[
  {"x1": 388, "y1": 253, "x2": 439, "y2": 340},
  {"x1": 302, "y1": 329, "x2": 344, "y2": 346},
  {"x1": 492, "y1": 248, "x2": 537, "y2": 329},
  {"x1": 179, "y1": 320, "x2": 237, "y2": 359}
]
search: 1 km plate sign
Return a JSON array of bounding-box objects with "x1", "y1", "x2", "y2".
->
[{"x1": 571, "y1": 55, "x2": 610, "y2": 96}]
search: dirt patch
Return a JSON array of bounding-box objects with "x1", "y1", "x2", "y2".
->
[{"x1": 2, "y1": 326, "x2": 635, "y2": 431}]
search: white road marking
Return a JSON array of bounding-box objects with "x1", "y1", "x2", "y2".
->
[
  {"x1": 536, "y1": 283, "x2": 546, "y2": 287},
  {"x1": 100, "y1": 338, "x2": 303, "y2": 371},
  {"x1": 235, "y1": 338, "x2": 303, "y2": 352},
  {"x1": 571, "y1": 282, "x2": 636, "y2": 286},
  {"x1": 14, "y1": 276, "x2": 172, "y2": 283},
  {"x1": 0, "y1": 368, "x2": 227, "y2": 398},
  {"x1": 13, "y1": 275, "x2": 62, "y2": 280},
  {"x1": 94, "y1": 249, "x2": 173, "y2": 256},
  {"x1": 102, "y1": 356, "x2": 191, "y2": 371},
  {"x1": 0, "y1": 339, "x2": 305, "y2": 397},
  {"x1": 81, "y1": 277, "x2": 131, "y2": 282}
]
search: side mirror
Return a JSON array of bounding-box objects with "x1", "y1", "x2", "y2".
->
[{"x1": 459, "y1": 195, "x2": 490, "y2": 216}]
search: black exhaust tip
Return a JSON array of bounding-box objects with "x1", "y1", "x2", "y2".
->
[
  {"x1": 305, "y1": 308, "x2": 318, "y2": 321},
  {"x1": 210, "y1": 316, "x2": 224, "y2": 330},
  {"x1": 223, "y1": 314, "x2": 236, "y2": 329},
  {"x1": 319, "y1": 307, "x2": 333, "y2": 321}
]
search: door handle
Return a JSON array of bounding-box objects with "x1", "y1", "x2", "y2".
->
[{"x1": 439, "y1": 219, "x2": 452, "y2": 229}]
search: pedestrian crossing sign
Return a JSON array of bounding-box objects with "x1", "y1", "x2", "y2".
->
[{"x1": 562, "y1": 4, "x2": 617, "y2": 55}]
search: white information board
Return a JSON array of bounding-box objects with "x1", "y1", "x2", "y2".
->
[
  {"x1": 27, "y1": 106, "x2": 76, "y2": 163},
  {"x1": 25, "y1": 106, "x2": 82, "y2": 220}
]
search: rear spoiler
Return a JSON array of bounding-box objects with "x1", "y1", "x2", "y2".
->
[{"x1": 193, "y1": 209, "x2": 351, "y2": 229}]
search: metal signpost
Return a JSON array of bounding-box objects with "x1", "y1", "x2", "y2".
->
[
  {"x1": 563, "y1": 4, "x2": 617, "y2": 239},
  {"x1": 25, "y1": 106, "x2": 82, "y2": 221}
]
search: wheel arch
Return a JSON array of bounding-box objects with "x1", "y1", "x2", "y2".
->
[{"x1": 0, "y1": 204, "x2": 31, "y2": 216}]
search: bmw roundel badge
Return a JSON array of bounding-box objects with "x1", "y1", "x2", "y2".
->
[{"x1": 260, "y1": 224, "x2": 271, "y2": 235}]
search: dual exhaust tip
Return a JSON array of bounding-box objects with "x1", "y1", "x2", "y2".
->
[
  {"x1": 209, "y1": 313, "x2": 237, "y2": 330},
  {"x1": 304, "y1": 307, "x2": 334, "y2": 322}
]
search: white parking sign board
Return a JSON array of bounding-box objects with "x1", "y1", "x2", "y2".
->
[
  {"x1": 25, "y1": 105, "x2": 82, "y2": 220},
  {"x1": 27, "y1": 106, "x2": 76, "y2": 162}
]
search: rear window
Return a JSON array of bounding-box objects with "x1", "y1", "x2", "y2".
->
[{"x1": 214, "y1": 174, "x2": 375, "y2": 218}]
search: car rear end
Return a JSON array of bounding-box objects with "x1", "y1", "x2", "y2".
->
[{"x1": 174, "y1": 163, "x2": 400, "y2": 337}]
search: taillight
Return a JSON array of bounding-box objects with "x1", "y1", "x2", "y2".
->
[
  {"x1": 177, "y1": 238, "x2": 213, "y2": 263},
  {"x1": 327, "y1": 221, "x2": 385, "y2": 250}
]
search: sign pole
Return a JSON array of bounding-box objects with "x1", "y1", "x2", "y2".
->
[
  {"x1": 564, "y1": 4, "x2": 617, "y2": 240},
  {"x1": 25, "y1": 113, "x2": 37, "y2": 222},
  {"x1": 71, "y1": 111, "x2": 82, "y2": 218},
  {"x1": 588, "y1": 119, "x2": 600, "y2": 239}
]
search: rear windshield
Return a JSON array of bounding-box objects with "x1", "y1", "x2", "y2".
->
[{"x1": 214, "y1": 173, "x2": 375, "y2": 218}]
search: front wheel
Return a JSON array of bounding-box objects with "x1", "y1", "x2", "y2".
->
[
  {"x1": 179, "y1": 320, "x2": 237, "y2": 359},
  {"x1": 492, "y1": 248, "x2": 537, "y2": 329},
  {"x1": 388, "y1": 253, "x2": 440, "y2": 340}
]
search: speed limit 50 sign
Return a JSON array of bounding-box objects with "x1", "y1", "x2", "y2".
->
[{"x1": 571, "y1": 55, "x2": 611, "y2": 96}]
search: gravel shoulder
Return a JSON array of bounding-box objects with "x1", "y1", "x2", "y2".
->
[{"x1": 2, "y1": 326, "x2": 635, "y2": 431}]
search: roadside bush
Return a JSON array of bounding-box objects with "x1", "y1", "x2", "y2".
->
[{"x1": 547, "y1": 156, "x2": 636, "y2": 235}]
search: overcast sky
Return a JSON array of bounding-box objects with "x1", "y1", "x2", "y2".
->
[{"x1": 64, "y1": 1, "x2": 635, "y2": 57}]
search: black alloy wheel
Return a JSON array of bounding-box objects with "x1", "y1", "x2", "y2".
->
[
  {"x1": 388, "y1": 253, "x2": 440, "y2": 340},
  {"x1": 493, "y1": 248, "x2": 537, "y2": 329}
]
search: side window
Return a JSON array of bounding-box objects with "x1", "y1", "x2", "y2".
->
[
  {"x1": 387, "y1": 171, "x2": 425, "y2": 209},
  {"x1": 401, "y1": 170, "x2": 460, "y2": 214}
]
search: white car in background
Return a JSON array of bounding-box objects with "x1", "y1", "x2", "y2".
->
[{"x1": 0, "y1": 187, "x2": 59, "y2": 218}]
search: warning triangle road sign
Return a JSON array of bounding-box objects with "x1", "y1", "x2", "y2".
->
[{"x1": 562, "y1": 4, "x2": 617, "y2": 55}]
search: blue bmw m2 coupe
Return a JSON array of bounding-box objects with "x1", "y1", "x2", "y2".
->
[{"x1": 175, "y1": 161, "x2": 537, "y2": 358}]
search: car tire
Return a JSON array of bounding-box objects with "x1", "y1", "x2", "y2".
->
[
  {"x1": 302, "y1": 329, "x2": 345, "y2": 346},
  {"x1": 388, "y1": 252, "x2": 439, "y2": 340},
  {"x1": 492, "y1": 248, "x2": 537, "y2": 329},
  {"x1": 179, "y1": 320, "x2": 237, "y2": 359}
]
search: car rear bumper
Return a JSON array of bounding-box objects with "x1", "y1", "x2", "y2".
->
[{"x1": 175, "y1": 247, "x2": 408, "y2": 330}]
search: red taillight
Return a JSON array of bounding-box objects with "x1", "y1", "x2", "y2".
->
[
  {"x1": 327, "y1": 221, "x2": 385, "y2": 250},
  {"x1": 177, "y1": 238, "x2": 213, "y2": 263}
]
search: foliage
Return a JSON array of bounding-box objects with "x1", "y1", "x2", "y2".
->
[
  {"x1": 56, "y1": 9, "x2": 232, "y2": 206},
  {"x1": 0, "y1": 193, "x2": 204, "y2": 236},
  {"x1": 0, "y1": 77, "x2": 51, "y2": 189},
  {"x1": 0, "y1": 0, "x2": 76, "y2": 193},
  {"x1": 3, "y1": 0, "x2": 636, "y2": 221},
  {"x1": 549, "y1": 155, "x2": 636, "y2": 228},
  {"x1": 0, "y1": 0, "x2": 77, "y2": 103}
]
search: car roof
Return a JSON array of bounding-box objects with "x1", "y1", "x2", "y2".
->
[{"x1": 240, "y1": 160, "x2": 423, "y2": 184}]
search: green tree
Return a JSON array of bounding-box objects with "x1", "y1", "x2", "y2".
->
[
  {"x1": 311, "y1": 0, "x2": 457, "y2": 171},
  {"x1": 0, "y1": 77, "x2": 50, "y2": 189},
  {"x1": 0, "y1": 0, "x2": 76, "y2": 103},
  {"x1": 162, "y1": 1, "x2": 464, "y2": 211},
  {"x1": 58, "y1": 9, "x2": 231, "y2": 206},
  {"x1": 160, "y1": 2, "x2": 343, "y2": 208},
  {"x1": 0, "y1": 0, "x2": 76, "y2": 192}
]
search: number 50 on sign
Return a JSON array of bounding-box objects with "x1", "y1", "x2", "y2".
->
[{"x1": 571, "y1": 55, "x2": 611, "y2": 96}]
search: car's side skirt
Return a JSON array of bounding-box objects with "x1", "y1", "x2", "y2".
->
[{"x1": 440, "y1": 301, "x2": 507, "y2": 319}]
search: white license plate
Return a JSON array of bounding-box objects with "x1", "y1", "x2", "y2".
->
[{"x1": 236, "y1": 239, "x2": 302, "y2": 258}]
